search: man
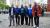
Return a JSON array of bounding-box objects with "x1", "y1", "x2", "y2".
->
[
  {"x1": 15, "y1": 6, "x2": 20, "y2": 25},
  {"x1": 32, "y1": 2, "x2": 42, "y2": 28},
  {"x1": 9, "y1": 5, "x2": 15, "y2": 27},
  {"x1": 24, "y1": 5, "x2": 28, "y2": 25},
  {"x1": 42, "y1": 4, "x2": 44, "y2": 16},
  {"x1": 20, "y1": 5, "x2": 25, "y2": 25},
  {"x1": 28, "y1": 4, "x2": 33, "y2": 26}
]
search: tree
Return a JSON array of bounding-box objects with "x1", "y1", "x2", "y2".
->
[
  {"x1": 0, "y1": 0, "x2": 9, "y2": 9},
  {"x1": 5, "y1": 5, "x2": 9, "y2": 9},
  {"x1": 0, "y1": 3, "x2": 9, "y2": 10}
]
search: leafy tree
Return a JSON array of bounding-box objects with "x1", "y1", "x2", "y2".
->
[
  {"x1": 5, "y1": 5, "x2": 9, "y2": 9},
  {"x1": 0, "y1": 3, "x2": 9, "y2": 10},
  {"x1": 0, "y1": 0, "x2": 9, "y2": 9}
]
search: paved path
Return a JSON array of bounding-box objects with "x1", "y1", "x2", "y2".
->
[{"x1": 0, "y1": 14, "x2": 50, "y2": 28}]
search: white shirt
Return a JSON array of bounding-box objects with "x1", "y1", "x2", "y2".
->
[
  {"x1": 11, "y1": 8, "x2": 13, "y2": 15},
  {"x1": 28, "y1": 7, "x2": 32, "y2": 10}
]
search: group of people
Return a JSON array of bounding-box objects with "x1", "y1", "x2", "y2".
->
[{"x1": 9, "y1": 2, "x2": 42, "y2": 28}]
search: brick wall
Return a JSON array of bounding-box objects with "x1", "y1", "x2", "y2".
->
[{"x1": 47, "y1": 0, "x2": 50, "y2": 12}]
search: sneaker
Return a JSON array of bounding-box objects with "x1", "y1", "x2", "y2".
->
[
  {"x1": 33, "y1": 25, "x2": 36, "y2": 27},
  {"x1": 37, "y1": 27, "x2": 39, "y2": 28}
]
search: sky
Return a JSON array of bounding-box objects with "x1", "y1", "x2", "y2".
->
[
  {"x1": 6, "y1": 0, "x2": 10, "y2": 6},
  {"x1": 6, "y1": 0, "x2": 47, "y2": 6}
]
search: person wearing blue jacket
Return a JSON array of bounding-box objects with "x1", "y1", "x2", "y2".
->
[
  {"x1": 28, "y1": 5, "x2": 33, "y2": 26},
  {"x1": 15, "y1": 6, "x2": 20, "y2": 25}
]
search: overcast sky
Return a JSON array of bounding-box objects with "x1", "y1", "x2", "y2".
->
[{"x1": 6, "y1": 0, "x2": 47, "y2": 6}]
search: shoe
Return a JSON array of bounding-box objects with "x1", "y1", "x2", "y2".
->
[
  {"x1": 9, "y1": 25, "x2": 11, "y2": 27},
  {"x1": 37, "y1": 27, "x2": 39, "y2": 28},
  {"x1": 21, "y1": 24, "x2": 23, "y2": 25},
  {"x1": 13, "y1": 24, "x2": 15, "y2": 26},
  {"x1": 32, "y1": 25, "x2": 33, "y2": 26},
  {"x1": 33, "y1": 25, "x2": 36, "y2": 27},
  {"x1": 18, "y1": 24, "x2": 20, "y2": 25},
  {"x1": 28, "y1": 24, "x2": 30, "y2": 26},
  {"x1": 26, "y1": 24, "x2": 28, "y2": 25}
]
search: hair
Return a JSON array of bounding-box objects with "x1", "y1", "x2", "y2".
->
[
  {"x1": 21, "y1": 5, "x2": 23, "y2": 8},
  {"x1": 29, "y1": 4, "x2": 31, "y2": 7}
]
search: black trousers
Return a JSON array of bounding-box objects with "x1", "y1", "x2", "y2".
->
[
  {"x1": 15, "y1": 14, "x2": 20, "y2": 25},
  {"x1": 21, "y1": 14, "x2": 25, "y2": 25},
  {"x1": 29, "y1": 16, "x2": 33, "y2": 26},
  {"x1": 42, "y1": 12, "x2": 44, "y2": 16},
  {"x1": 25, "y1": 15, "x2": 28, "y2": 25},
  {"x1": 34, "y1": 16, "x2": 39, "y2": 27},
  {"x1": 9, "y1": 15, "x2": 14, "y2": 26}
]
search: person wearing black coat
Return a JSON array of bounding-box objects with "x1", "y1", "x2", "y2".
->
[
  {"x1": 20, "y1": 5, "x2": 25, "y2": 25},
  {"x1": 24, "y1": 6, "x2": 28, "y2": 25},
  {"x1": 9, "y1": 5, "x2": 15, "y2": 27}
]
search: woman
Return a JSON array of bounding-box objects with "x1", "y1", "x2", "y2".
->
[{"x1": 32, "y1": 2, "x2": 42, "y2": 28}]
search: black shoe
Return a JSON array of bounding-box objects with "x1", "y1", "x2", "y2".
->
[
  {"x1": 9, "y1": 25, "x2": 11, "y2": 27},
  {"x1": 36, "y1": 25, "x2": 39, "y2": 27},
  {"x1": 28, "y1": 24, "x2": 30, "y2": 26},
  {"x1": 18, "y1": 24, "x2": 20, "y2": 25},
  {"x1": 26, "y1": 24, "x2": 27, "y2": 25},
  {"x1": 21, "y1": 24, "x2": 23, "y2": 25},
  {"x1": 13, "y1": 24, "x2": 15, "y2": 26},
  {"x1": 32, "y1": 25, "x2": 33, "y2": 26}
]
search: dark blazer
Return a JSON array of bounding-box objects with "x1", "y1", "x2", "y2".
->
[
  {"x1": 24, "y1": 6, "x2": 29, "y2": 15},
  {"x1": 15, "y1": 8, "x2": 21, "y2": 15},
  {"x1": 9, "y1": 7, "x2": 15, "y2": 15}
]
